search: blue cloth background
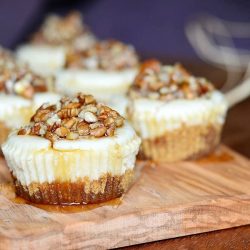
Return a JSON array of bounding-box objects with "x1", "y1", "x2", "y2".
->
[{"x1": 0, "y1": 0, "x2": 249, "y2": 60}]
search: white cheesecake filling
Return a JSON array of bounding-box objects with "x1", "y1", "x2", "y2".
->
[
  {"x1": 0, "y1": 93, "x2": 61, "y2": 129},
  {"x1": 33, "y1": 92, "x2": 61, "y2": 109},
  {"x1": 106, "y1": 95, "x2": 129, "y2": 117},
  {"x1": 16, "y1": 45, "x2": 66, "y2": 76},
  {"x1": 129, "y1": 90, "x2": 228, "y2": 139},
  {"x1": 0, "y1": 93, "x2": 32, "y2": 128},
  {"x1": 2, "y1": 122, "x2": 141, "y2": 185},
  {"x1": 55, "y1": 68, "x2": 138, "y2": 101}
]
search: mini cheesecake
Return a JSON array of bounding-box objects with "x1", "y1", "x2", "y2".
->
[
  {"x1": 128, "y1": 60, "x2": 228, "y2": 162},
  {"x1": 16, "y1": 12, "x2": 96, "y2": 76},
  {"x1": 56, "y1": 40, "x2": 139, "y2": 115},
  {"x1": 2, "y1": 94, "x2": 141, "y2": 205},
  {"x1": 0, "y1": 47, "x2": 60, "y2": 146}
]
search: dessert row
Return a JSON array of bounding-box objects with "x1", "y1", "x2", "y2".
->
[
  {"x1": 16, "y1": 12, "x2": 139, "y2": 115},
  {"x1": 0, "y1": 11, "x2": 228, "y2": 205}
]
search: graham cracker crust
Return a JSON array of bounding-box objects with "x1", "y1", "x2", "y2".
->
[
  {"x1": 13, "y1": 170, "x2": 134, "y2": 205},
  {"x1": 140, "y1": 123, "x2": 222, "y2": 162}
]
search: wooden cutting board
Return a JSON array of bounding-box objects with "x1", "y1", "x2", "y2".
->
[{"x1": 0, "y1": 145, "x2": 250, "y2": 250}]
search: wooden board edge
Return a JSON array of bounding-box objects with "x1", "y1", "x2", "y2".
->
[
  {"x1": 1, "y1": 194, "x2": 250, "y2": 249},
  {"x1": 64, "y1": 194, "x2": 250, "y2": 249}
]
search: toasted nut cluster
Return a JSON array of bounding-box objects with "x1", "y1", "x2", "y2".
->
[
  {"x1": 0, "y1": 47, "x2": 54, "y2": 99},
  {"x1": 0, "y1": 47, "x2": 15, "y2": 65},
  {"x1": 18, "y1": 93, "x2": 125, "y2": 141},
  {"x1": 31, "y1": 11, "x2": 96, "y2": 49},
  {"x1": 66, "y1": 40, "x2": 139, "y2": 71},
  {"x1": 129, "y1": 59, "x2": 215, "y2": 101},
  {"x1": 0, "y1": 47, "x2": 23, "y2": 75}
]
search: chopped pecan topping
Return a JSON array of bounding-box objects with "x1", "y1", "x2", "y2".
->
[
  {"x1": 18, "y1": 93, "x2": 125, "y2": 141},
  {"x1": 66, "y1": 40, "x2": 139, "y2": 71},
  {"x1": 129, "y1": 59, "x2": 215, "y2": 101},
  {"x1": 0, "y1": 47, "x2": 15, "y2": 64},
  {"x1": 0, "y1": 47, "x2": 53, "y2": 99},
  {"x1": 31, "y1": 11, "x2": 96, "y2": 49}
]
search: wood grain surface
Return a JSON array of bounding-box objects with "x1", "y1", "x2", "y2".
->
[
  {"x1": 125, "y1": 97, "x2": 250, "y2": 250},
  {"x1": 0, "y1": 145, "x2": 250, "y2": 249}
]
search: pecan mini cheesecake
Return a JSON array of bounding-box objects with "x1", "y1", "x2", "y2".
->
[
  {"x1": 128, "y1": 60, "x2": 228, "y2": 162},
  {"x1": 0, "y1": 48, "x2": 60, "y2": 145},
  {"x1": 2, "y1": 94, "x2": 141, "y2": 205},
  {"x1": 16, "y1": 12, "x2": 96, "y2": 76},
  {"x1": 56, "y1": 40, "x2": 139, "y2": 115}
]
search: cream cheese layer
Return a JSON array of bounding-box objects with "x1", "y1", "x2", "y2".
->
[
  {"x1": 33, "y1": 93, "x2": 61, "y2": 109},
  {"x1": 129, "y1": 90, "x2": 228, "y2": 139},
  {"x1": 0, "y1": 93, "x2": 32, "y2": 128},
  {"x1": 16, "y1": 45, "x2": 66, "y2": 76},
  {"x1": 0, "y1": 93, "x2": 61, "y2": 129},
  {"x1": 55, "y1": 68, "x2": 138, "y2": 100},
  {"x1": 106, "y1": 95, "x2": 129, "y2": 117},
  {"x1": 2, "y1": 122, "x2": 141, "y2": 185}
]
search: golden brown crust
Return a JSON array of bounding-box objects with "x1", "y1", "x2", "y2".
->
[
  {"x1": 13, "y1": 170, "x2": 134, "y2": 205},
  {"x1": 139, "y1": 124, "x2": 222, "y2": 162},
  {"x1": 129, "y1": 59, "x2": 214, "y2": 101},
  {"x1": 18, "y1": 93, "x2": 125, "y2": 141}
]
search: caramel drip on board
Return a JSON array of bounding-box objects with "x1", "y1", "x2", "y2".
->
[
  {"x1": 197, "y1": 152, "x2": 233, "y2": 163},
  {"x1": 0, "y1": 181, "x2": 123, "y2": 213},
  {"x1": 11, "y1": 195, "x2": 122, "y2": 213}
]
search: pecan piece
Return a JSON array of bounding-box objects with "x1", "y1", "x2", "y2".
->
[
  {"x1": 62, "y1": 117, "x2": 77, "y2": 129},
  {"x1": 114, "y1": 116, "x2": 124, "y2": 127},
  {"x1": 66, "y1": 132, "x2": 79, "y2": 140},
  {"x1": 77, "y1": 122, "x2": 89, "y2": 136},
  {"x1": 63, "y1": 102, "x2": 81, "y2": 109},
  {"x1": 149, "y1": 81, "x2": 164, "y2": 91},
  {"x1": 45, "y1": 131, "x2": 58, "y2": 142},
  {"x1": 90, "y1": 126, "x2": 107, "y2": 137},
  {"x1": 84, "y1": 95, "x2": 96, "y2": 105},
  {"x1": 104, "y1": 117, "x2": 115, "y2": 126},
  {"x1": 57, "y1": 108, "x2": 80, "y2": 119},
  {"x1": 30, "y1": 123, "x2": 43, "y2": 135},
  {"x1": 32, "y1": 109, "x2": 51, "y2": 122},
  {"x1": 84, "y1": 111, "x2": 98, "y2": 123},
  {"x1": 55, "y1": 127, "x2": 70, "y2": 137},
  {"x1": 106, "y1": 124, "x2": 115, "y2": 136},
  {"x1": 18, "y1": 128, "x2": 27, "y2": 135}
]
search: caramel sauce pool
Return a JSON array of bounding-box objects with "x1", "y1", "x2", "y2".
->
[
  {"x1": 12, "y1": 196, "x2": 122, "y2": 213},
  {"x1": 197, "y1": 151, "x2": 234, "y2": 163},
  {"x1": 0, "y1": 182, "x2": 122, "y2": 213}
]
